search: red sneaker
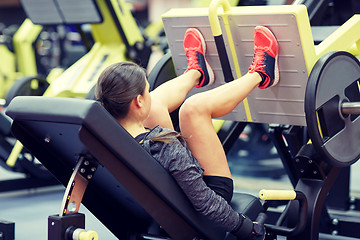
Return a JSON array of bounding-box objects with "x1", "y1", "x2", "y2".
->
[
  {"x1": 249, "y1": 26, "x2": 279, "y2": 89},
  {"x1": 183, "y1": 28, "x2": 214, "y2": 88}
]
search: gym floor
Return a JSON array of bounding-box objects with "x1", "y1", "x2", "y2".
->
[{"x1": 0, "y1": 146, "x2": 359, "y2": 240}]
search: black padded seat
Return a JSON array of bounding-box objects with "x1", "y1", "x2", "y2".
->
[{"x1": 6, "y1": 96, "x2": 264, "y2": 240}]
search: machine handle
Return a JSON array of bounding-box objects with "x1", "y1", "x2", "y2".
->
[
  {"x1": 251, "y1": 212, "x2": 268, "y2": 239},
  {"x1": 255, "y1": 212, "x2": 267, "y2": 226},
  {"x1": 259, "y1": 190, "x2": 308, "y2": 236},
  {"x1": 208, "y1": 0, "x2": 234, "y2": 83},
  {"x1": 209, "y1": 0, "x2": 232, "y2": 36},
  {"x1": 70, "y1": 228, "x2": 99, "y2": 240},
  {"x1": 79, "y1": 230, "x2": 98, "y2": 240},
  {"x1": 259, "y1": 189, "x2": 297, "y2": 200}
]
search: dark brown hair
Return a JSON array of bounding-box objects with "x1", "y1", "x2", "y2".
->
[
  {"x1": 95, "y1": 62, "x2": 147, "y2": 120},
  {"x1": 96, "y1": 61, "x2": 182, "y2": 143}
]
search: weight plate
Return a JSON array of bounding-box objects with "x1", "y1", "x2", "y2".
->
[{"x1": 305, "y1": 51, "x2": 360, "y2": 167}]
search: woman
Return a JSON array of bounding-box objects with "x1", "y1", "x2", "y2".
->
[{"x1": 95, "y1": 26, "x2": 279, "y2": 240}]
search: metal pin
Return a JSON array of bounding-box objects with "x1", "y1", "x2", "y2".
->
[{"x1": 341, "y1": 102, "x2": 360, "y2": 115}]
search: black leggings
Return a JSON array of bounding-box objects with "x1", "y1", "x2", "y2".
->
[{"x1": 203, "y1": 175, "x2": 234, "y2": 203}]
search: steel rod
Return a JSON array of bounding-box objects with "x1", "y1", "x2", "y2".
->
[{"x1": 341, "y1": 102, "x2": 360, "y2": 115}]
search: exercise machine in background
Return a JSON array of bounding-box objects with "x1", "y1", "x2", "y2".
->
[{"x1": 0, "y1": 0, "x2": 152, "y2": 193}]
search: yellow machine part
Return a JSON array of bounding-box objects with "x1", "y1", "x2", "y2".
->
[
  {"x1": 259, "y1": 189, "x2": 297, "y2": 201},
  {"x1": 0, "y1": 44, "x2": 16, "y2": 98},
  {"x1": 43, "y1": 0, "x2": 140, "y2": 98},
  {"x1": 208, "y1": 0, "x2": 252, "y2": 122},
  {"x1": 13, "y1": 18, "x2": 43, "y2": 76},
  {"x1": 6, "y1": 0, "x2": 146, "y2": 166}
]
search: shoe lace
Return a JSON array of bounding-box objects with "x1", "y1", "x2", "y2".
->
[
  {"x1": 249, "y1": 46, "x2": 268, "y2": 72},
  {"x1": 186, "y1": 48, "x2": 199, "y2": 69}
]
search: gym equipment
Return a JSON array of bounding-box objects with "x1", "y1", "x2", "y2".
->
[
  {"x1": 305, "y1": 51, "x2": 360, "y2": 168},
  {"x1": 48, "y1": 157, "x2": 99, "y2": 240},
  {"x1": 6, "y1": 62, "x2": 356, "y2": 239},
  {"x1": 0, "y1": 22, "x2": 57, "y2": 191},
  {"x1": 0, "y1": 16, "x2": 89, "y2": 105},
  {"x1": 0, "y1": 220, "x2": 14, "y2": 240},
  {"x1": 18, "y1": 0, "x2": 149, "y2": 98},
  {"x1": 0, "y1": 18, "x2": 48, "y2": 101},
  {"x1": 5, "y1": 2, "x2": 360, "y2": 240},
  {"x1": 0, "y1": 17, "x2": 88, "y2": 191},
  {"x1": 162, "y1": 3, "x2": 360, "y2": 126},
  {"x1": 0, "y1": 0, "x2": 153, "y2": 192},
  {"x1": 293, "y1": 0, "x2": 333, "y2": 25},
  {"x1": 292, "y1": 0, "x2": 360, "y2": 26},
  {"x1": 0, "y1": 18, "x2": 81, "y2": 192},
  {"x1": 265, "y1": 51, "x2": 360, "y2": 240},
  {"x1": 160, "y1": 2, "x2": 360, "y2": 239},
  {"x1": 6, "y1": 96, "x2": 271, "y2": 240},
  {"x1": 4, "y1": 56, "x2": 359, "y2": 239}
]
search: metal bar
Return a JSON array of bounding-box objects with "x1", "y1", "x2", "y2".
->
[
  {"x1": 209, "y1": 0, "x2": 234, "y2": 83},
  {"x1": 59, "y1": 156, "x2": 89, "y2": 217},
  {"x1": 341, "y1": 102, "x2": 360, "y2": 115}
]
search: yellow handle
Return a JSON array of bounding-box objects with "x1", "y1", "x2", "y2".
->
[
  {"x1": 79, "y1": 230, "x2": 98, "y2": 240},
  {"x1": 209, "y1": 0, "x2": 232, "y2": 36},
  {"x1": 6, "y1": 141, "x2": 23, "y2": 167},
  {"x1": 259, "y1": 189, "x2": 296, "y2": 201},
  {"x1": 208, "y1": 0, "x2": 253, "y2": 121}
]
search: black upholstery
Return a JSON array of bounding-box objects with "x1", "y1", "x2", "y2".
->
[
  {"x1": 6, "y1": 96, "x2": 263, "y2": 239},
  {"x1": 0, "y1": 111, "x2": 11, "y2": 136}
]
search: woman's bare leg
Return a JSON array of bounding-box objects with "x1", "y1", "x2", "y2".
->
[
  {"x1": 179, "y1": 73, "x2": 262, "y2": 178},
  {"x1": 179, "y1": 25, "x2": 279, "y2": 178},
  {"x1": 144, "y1": 27, "x2": 215, "y2": 130},
  {"x1": 143, "y1": 69, "x2": 200, "y2": 129}
]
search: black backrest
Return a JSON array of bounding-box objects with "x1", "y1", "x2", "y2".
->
[{"x1": 6, "y1": 96, "x2": 225, "y2": 240}]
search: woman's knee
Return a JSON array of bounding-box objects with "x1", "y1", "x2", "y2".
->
[{"x1": 179, "y1": 94, "x2": 208, "y2": 124}]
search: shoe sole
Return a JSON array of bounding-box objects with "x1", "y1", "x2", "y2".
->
[
  {"x1": 257, "y1": 26, "x2": 280, "y2": 88},
  {"x1": 191, "y1": 28, "x2": 215, "y2": 86}
]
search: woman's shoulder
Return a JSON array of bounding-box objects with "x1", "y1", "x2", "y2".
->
[
  {"x1": 148, "y1": 125, "x2": 176, "y2": 135},
  {"x1": 146, "y1": 126, "x2": 187, "y2": 152}
]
